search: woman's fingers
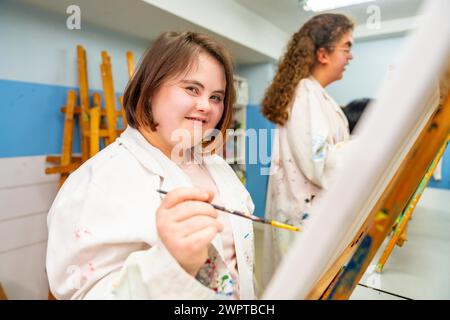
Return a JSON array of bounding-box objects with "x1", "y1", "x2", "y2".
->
[
  {"x1": 155, "y1": 186, "x2": 221, "y2": 276},
  {"x1": 177, "y1": 215, "x2": 223, "y2": 237},
  {"x1": 171, "y1": 200, "x2": 218, "y2": 222},
  {"x1": 184, "y1": 226, "x2": 221, "y2": 252}
]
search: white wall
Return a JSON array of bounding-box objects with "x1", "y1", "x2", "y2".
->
[
  {"x1": 328, "y1": 35, "x2": 406, "y2": 105},
  {"x1": 0, "y1": 156, "x2": 58, "y2": 299}
]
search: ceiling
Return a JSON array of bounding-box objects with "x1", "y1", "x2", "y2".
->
[
  {"x1": 16, "y1": 0, "x2": 426, "y2": 64},
  {"x1": 234, "y1": 0, "x2": 426, "y2": 34},
  {"x1": 16, "y1": 0, "x2": 273, "y2": 64}
]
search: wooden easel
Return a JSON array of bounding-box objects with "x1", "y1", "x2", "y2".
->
[
  {"x1": 45, "y1": 90, "x2": 80, "y2": 188},
  {"x1": 45, "y1": 47, "x2": 134, "y2": 186},
  {"x1": 100, "y1": 50, "x2": 119, "y2": 145},
  {"x1": 376, "y1": 134, "x2": 450, "y2": 273},
  {"x1": 90, "y1": 50, "x2": 132, "y2": 151},
  {"x1": 318, "y1": 89, "x2": 450, "y2": 299},
  {"x1": 376, "y1": 63, "x2": 450, "y2": 263},
  {"x1": 126, "y1": 51, "x2": 135, "y2": 80},
  {"x1": 77, "y1": 45, "x2": 91, "y2": 163}
]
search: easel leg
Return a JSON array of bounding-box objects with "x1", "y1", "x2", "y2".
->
[
  {"x1": 376, "y1": 134, "x2": 449, "y2": 273},
  {"x1": 59, "y1": 90, "x2": 77, "y2": 188}
]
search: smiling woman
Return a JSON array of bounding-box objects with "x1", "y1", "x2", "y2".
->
[
  {"x1": 143, "y1": 53, "x2": 226, "y2": 157},
  {"x1": 46, "y1": 31, "x2": 257, "y2": 300}
]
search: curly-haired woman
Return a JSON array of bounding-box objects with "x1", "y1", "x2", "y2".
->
[{"x1": 261, "y1": 13, "x2": 354, "y2": 287}]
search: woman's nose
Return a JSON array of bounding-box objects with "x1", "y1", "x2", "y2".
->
[{"x1": 196, "y1": 96, "x2": 211, "y2": 112}]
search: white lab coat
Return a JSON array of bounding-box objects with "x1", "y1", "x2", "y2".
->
[
  {"x1": 46, "y1": 126, "x2": 256, "y2": 299},
  {"x1": 262, "y1": 76, "x2": 350, "y2": 288}
]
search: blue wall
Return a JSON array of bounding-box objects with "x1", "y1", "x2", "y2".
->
[
  {"x1": 0, "y1": 79, "x2": 127, "y2": 158},
  {"x1": 0, "y1": 80, "x2": 79, "y2": 157},
  {"x1": 245, "y1": 105, "x2": 276, "y2": 217},
  {"x1": 237, "y1": 63, "x2": 276, "y2": 217}
]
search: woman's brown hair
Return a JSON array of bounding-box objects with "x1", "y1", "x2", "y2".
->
[
  {"x1": 261, "y1": 13, "x2": 354, "y2": 125},
  {"x1": 123, "y1": 31, "x2": 235, "y2": 146}
]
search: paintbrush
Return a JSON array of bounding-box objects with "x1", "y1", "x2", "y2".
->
[{"x1": 156, "y1": 189, "x2": 300, "y2": 232}]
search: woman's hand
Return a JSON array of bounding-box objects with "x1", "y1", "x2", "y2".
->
[{"x1": 156, "y1": 187, "x2": 223, "y2": 276}]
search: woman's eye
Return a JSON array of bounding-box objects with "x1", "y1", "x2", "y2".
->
[
  {"x1": 211, "y1": 95, "x2": 223, "y2": 103},
  {"x1": 186, "y1": 87, "x2": 198, "y2": 94}
]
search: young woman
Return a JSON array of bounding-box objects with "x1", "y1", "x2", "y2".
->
[
  {"x1": 46, "y1": 31, "x2": 255, "y2": 299},
  {"x1": 261, "y1": 14, "x2": 354, "y2": 286}
]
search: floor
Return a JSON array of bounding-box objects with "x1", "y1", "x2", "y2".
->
[
  {"x1": 350, "y1": 187, "x2": 450, "y2": 300},
  {"x1": 254, "y1": 187, "x2": 450, "y2": 300}
]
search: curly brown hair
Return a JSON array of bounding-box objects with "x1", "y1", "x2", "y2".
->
[{"x1": 262, "y1": 13, "x2": 354, "y2": 125}]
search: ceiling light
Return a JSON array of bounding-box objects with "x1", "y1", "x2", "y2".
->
[{"x1": 300, "y1": 0, "x2": 376, "y2": 12}]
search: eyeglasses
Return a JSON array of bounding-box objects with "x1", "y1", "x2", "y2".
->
[{"x1": 332, "y1": 46, "x2": 352, "y2": 55}]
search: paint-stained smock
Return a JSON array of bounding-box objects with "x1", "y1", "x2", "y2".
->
[
  {"x1": 262, "y1": 76, "x2": 350, "y2": 288},
  {"x1": 46, "y1": 127, "x2": 256, "y2": 299}
]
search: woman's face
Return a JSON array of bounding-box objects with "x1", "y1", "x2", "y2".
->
[
  {"x1": 144, "y1": 52, "x2": 226, "y2": 158},
  {"x1": 327, "y1": 31, "x2": 354, "y2": 81}
]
